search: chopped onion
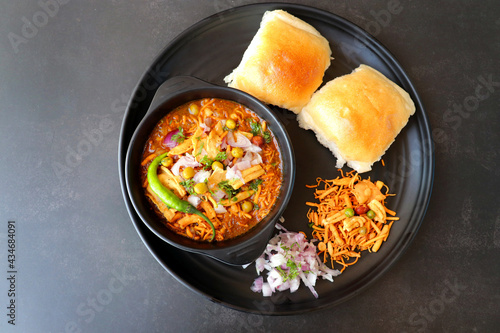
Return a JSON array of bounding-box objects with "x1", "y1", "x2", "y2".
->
[
  {"x1": 245, "y1": 144, "x2": 262, "y2": 153},
  {"x1": 214, "y1": 204, "x2": 227, "y2": 214},
  {"x1": 234, "y1": 160, "x2": 251, "y2": 171},
  {"x1": 187, "y1": 195, "x2": 201, "y2": 207},
  {"x1": 227, "y1": 132, "x2": 263, "y2": 153},
  {"x1": 163, "y1": 129, "x2": 180, "y2": 148},
  {"x1": 225, "y1": 165, "x2": 244, "y2": 183},
  {"x1": 212, "y1": 189, "x2": 226, "y2": 202},
  {"x1": 171, "y1": 154, "x2": 199, "y2": 176},
  {"x1": 250, "y1": 276, "x2": 263, "y2": 293},
  {"x1": 193, "y1": 170, "x2": 210, "y2": 184},
  {"x1": 244, "y1": 151, "x2": 263, "y2": 166},
  {"x1": 227, "y1": 131, "x2": 248, "y2": 148},
  {"x1": 220, "y1": 136, "x2": 227, "y2": 150},
  {"x1": 248, "y1": 223, "x2": 341, "y2": 298}
]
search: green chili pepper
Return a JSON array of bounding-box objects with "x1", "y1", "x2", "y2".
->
[{"x1": 147, "y1": 152, "x2": 215, "y2": 241}]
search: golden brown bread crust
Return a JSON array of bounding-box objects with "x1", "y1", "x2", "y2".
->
[
  {"x1": 298, "y1": 64, "x2": 416, "y2": 173},
  {"x1": 224, "y1": 10, "x2": 331, "y2": 114}
]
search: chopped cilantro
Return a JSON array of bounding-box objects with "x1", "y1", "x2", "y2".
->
[
  {"x1": 247, "y1": 118, "x2": 272, "y2": 143},
  {"x1": 286, "y1": 260, "x2": 300, "y2": 280},
  {"x1": 180, "y1": 179, "x2": 195, "y2": 195},
  {"x1": 195, "y1": 141, "x2": 204, "y2": 156},
  {"x1": 275, "y1": 243, "x2": 310, "y2": 282},
  {"x1": 218, "y1": 180, "x2": 239, "y2": 200},
  {"x1": 171, "y1": 127, "x2": 186, "y2": 144},
  {"x1": 262, "y1": 130, "x2": 272, "y2": 143},
  {"x1": 199, "y1": 151, "x2": 227, "y2": 170},
  {"x1": 205, "y1": 179, "x2": 215, "y2": 195},
  {"x1": 249, "y1": 179, "x2": 263, "y2": 192},
  {"x1": 199, "y1": 155, "x2": 213, "y2": 170},
  {"x1": 215, "y1": 151, "x2": 227, "y2": 162},
  {"x1": 247, "y1": 118, "x2": 261, "y2": 136}
]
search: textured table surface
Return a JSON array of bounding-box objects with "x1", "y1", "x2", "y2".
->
[{"x1": 0, "y1": 1, "x2": 499, "y2": 332}]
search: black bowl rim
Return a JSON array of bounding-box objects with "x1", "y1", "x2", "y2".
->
[{"x1": 124, "y1": 76, "x2": 296, "y2": 264}]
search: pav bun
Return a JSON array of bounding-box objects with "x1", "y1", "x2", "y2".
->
[
  {"x1": 297, "y1": 64, "x2": 415, "y2": 173},
  {"x1": 224, "y1": 10, "x2": 332, "y2": 114}
]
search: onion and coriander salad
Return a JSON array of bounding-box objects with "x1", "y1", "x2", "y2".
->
[
  {"x1": 141, "y1": 98, "x2": 283, "y2": 242},
  {"x1": 250, "y1": 222, "x2": 341, "y2": 298},
  {"x1": 306, "y1": 170, "x2": 399, "y2": 272}
]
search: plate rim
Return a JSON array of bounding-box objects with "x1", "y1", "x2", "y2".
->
[{"x1": 118, "y1": 2, "x2": 435, "y2": 315}]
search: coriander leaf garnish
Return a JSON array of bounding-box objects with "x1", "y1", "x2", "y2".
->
[
  {"x1": 180, "y1": 179, "x2": 195, "y2": 195},
  {"x1": 195, "y1": 141, "x2": 204, "y2": 156},
  {"x1": 262, "y1": 130, "x2": 272, "y2": 143},
  {"x1": 247, "y1": 118, "x2": 272, "y2": 143},
  {"x1": 215, "y1": 151, "x2": 228, "y2": 162},
  {"x1": 171, "y1": 127, "x2": 186, "y2": 144},
  {"x1": 218, "y1": 180, "x2": 239, "y2": 200},
  {"x1": 199, "y1": 155, "x2": 214, "y2": 170},
  {"x1": 249, "y1": 179, "x2": 263, "y2": 192},
  {"x1": 247, "y1": 118, "x2": 262, "y2": 136}
]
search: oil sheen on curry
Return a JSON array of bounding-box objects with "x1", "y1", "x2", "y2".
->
[{"x1": 141, "y1": 98, "x2": 283, "y2": 242}]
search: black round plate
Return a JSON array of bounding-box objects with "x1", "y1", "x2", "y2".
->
[{"x1": 118, "y1": 3, "x2": 434, "y2": 315}]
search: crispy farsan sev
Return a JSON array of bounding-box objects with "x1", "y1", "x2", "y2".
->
[{"x1": 307, "y1": 170, "x2": 399, "y2": 272}]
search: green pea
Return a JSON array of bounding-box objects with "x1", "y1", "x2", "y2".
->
[
  {"x1": 359, "y1": 227, "x2": 367, "y2": 235},
  {"x1": 345, "y1": 208, "x2": 355, "y2": 217},
  {"x1": 367, "y1": 210, "x2": 376, "y2": 219}
]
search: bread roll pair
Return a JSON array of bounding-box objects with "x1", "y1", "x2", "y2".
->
[{"x1": 225, "y1": 10, "x2": 415, "y2": 173}]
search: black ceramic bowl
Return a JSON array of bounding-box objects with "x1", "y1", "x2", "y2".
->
[{"x1": 125, "y1": 76, "x2": 295, "y2": 265}]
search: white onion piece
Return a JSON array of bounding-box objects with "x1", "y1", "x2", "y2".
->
[
  {"x1": 245, "y1": 144, "x2": 262, "y2": 153},
  {"x1": 261, "y1": 283, "x2": 272, "y2": 297},
  {"x1": 248, "y1": 223, "x2": 341, "y2": 298},
  {"x1": 187, "y1": 195, "x2": 201, "y2": 207},
  {"x1": 193, "y1": 170, "x2": 210, "y2": 184},
  {"x1": 226, "y1": 131, "x2": 262, "y2": 153},
  {"x1": 214, "y1": 204, "x2": 227, "y2": 214},
  {"x1": 240, "y1": 151, "x2": 263, "y2": 166},
  {"x1": 250, "y1": 276, "x2": 263, "y2": 293},
  {"x1": 234, "y1": 160, "x2": 251, "y2": 171},
  {"x1": 225, "y1": 165, "x2": 244, "y2": 183},
  {"x1": 227, "y1": 131, "x2": 252, "y2": 148},
  {"x1": 171, "y1": 154, "x2": 199, "y2": 176},
  {"x1": 246, "y1": 151, "x2": 263, "y2": 165},
  {"x1": 255, "y1": 257, "x2": 266, "y2": 274},
  {"x1": 220, "y1": 136, "x2": 227, "y2": 150},
  {"x1": 212, "y1": 190, "x2": 226, "y2": 202},
  {"x1": 269, "y1": 253, "x2": 286, "y2": 267}
]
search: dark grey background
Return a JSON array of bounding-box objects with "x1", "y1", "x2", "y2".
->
[{"x1": 0, "y1": 1, "x2": 498, "y2": 332}]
